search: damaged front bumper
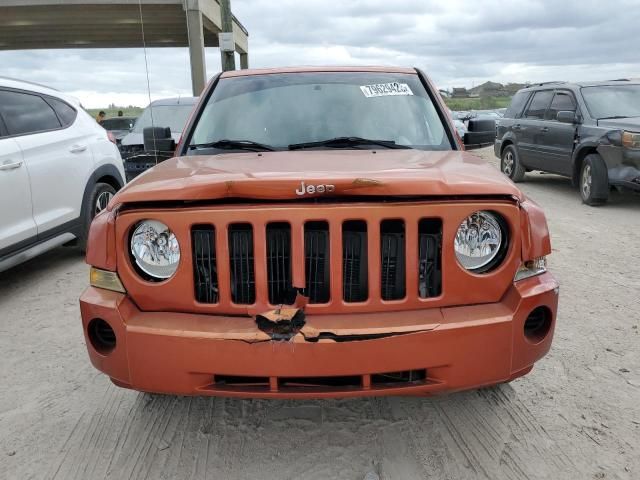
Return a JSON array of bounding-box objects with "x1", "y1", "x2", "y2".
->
[
  {"x1": 80, "y1": 273, "x2": 559, "y2": 398},
  {"x1": 599, "y1": 145, "x2": 640, "y2": 190}
]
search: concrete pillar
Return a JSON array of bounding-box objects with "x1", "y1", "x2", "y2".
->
[
  {"x1": 186, "y1": 8, "x2": 206, "y2": 96},
  {"x1": 240, "y1": 52, "x2": 248, "y2": 69}
]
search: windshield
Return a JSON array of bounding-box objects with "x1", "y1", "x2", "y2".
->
[
  {"x1": 189, "y1": 72, "x2": 451, "y2": 151},
  {"x1": 133, "y1": 104, "x2": 193, "y2": 133},
  {"x1": 102, "y1": 118, "x2": 135, "y2": 130},
  {"x1": 581, "y1": 85, "x2": 640, "y2": 119}
]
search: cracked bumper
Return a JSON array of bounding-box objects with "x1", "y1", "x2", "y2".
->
[
  {"x1": 599, "y1": 146, "x2": 640, "y2": 190},
  {"x1": 79, "y1": 273, "x2": 559, "y2": 398}
]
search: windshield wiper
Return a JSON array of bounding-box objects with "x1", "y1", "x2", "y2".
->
[
  {"x1": 288, "y1": 136, "x2": 411, "y2": 150},
  {"x1": 189, "y1": 139, "x2": 275, "y2": 151}
]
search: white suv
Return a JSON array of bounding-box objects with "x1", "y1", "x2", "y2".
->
[{"x1": 0, "y1": 77, "x2": 126, "y2": 272}]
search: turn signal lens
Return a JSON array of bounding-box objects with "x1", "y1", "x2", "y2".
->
[
  {"x1": 90, "y1": 267, "x2": 126, "y2": 293},
  {"x1": 622, "y1": 131, "x2": 640, "y2": 149},
  {"x1": 514, "y1": 257, "x2": 547, "y2": 282}
]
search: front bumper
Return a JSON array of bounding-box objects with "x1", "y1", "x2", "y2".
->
[
  {"x1": 79, "y1": 273, "x2": 559, "y2": 398},
  {"x1": 599, "y1": 145, "x2": 640, "y2": 191}
]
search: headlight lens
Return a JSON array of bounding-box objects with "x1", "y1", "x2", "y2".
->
[
  {"x1": 454, "y1": 211, "x2": 505, "y2": 272},
  {"x1": 622, "y1": 131, "x2": 640, "y2": 149},
  {"x1": 130, "y1": 220, "x2": 180, "y2": 279}
]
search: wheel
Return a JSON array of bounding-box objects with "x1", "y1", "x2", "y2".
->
[
  {"x1": 501, "y1": 145, "x2": 526, "y2": 182},
  {"x1": 79, "y1": 182, "x2": 116, "y2": 250},
  {"x1": 580, "y1": 154, "x2": 609, "y2": 206}
]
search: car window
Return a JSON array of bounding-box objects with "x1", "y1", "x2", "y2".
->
[
  {"x1": 0, "y1": 90, "x2": 62, "y2": 136},
  {"x1": 524, "y1": 90, "x2": 554, "y2": 120},
  {"x1": 102, "y1": 118, "x2": 136, "y2": 130},
  {"x1": 189, "y1": 72, "x2": 449, "y2": 151},
  {"x1": 545, "y1": 91, "x2": 577, "y2": 120},
  {"x1": 581, "y1": 85, "x2": 640, "y2": 119},
  {"x1": 46, "y1": 97, "x2": 77, "y2": 127},
  {"x1": 505, "y1": 91, "x2": 531, "y2": 118},
  {"x1": 133, "y1": 105, "x2": 193, "y2": 133}
]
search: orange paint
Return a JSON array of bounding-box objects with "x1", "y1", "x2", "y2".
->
[{"x1": 81, "y1": 66, "x2": 558, "y2": 397}]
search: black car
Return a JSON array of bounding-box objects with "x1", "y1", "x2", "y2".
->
[
  {"x1": 101, "y1": 116, "x2": 137, "y2": 144},
  {"x1": 495, "y1": 80, "x2": 640, "y2": 205}
]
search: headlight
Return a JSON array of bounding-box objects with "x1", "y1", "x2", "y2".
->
[
  {"x1": 454, "y1": 211, "x2": 506, "y2": 272},
  {"x1": 130, "y1": 220, "x2": 180, "y2": 279},
  {"x1": 622, "y1": 131, "x2": 640, "y2": 149}
]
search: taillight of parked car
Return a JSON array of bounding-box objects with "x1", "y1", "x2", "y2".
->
[{"x1": 107, "y1": 131, "x2": 117, "y2": 144}]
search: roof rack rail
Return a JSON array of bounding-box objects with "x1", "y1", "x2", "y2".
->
[
  {"x1": 608, "y1": 78, "x2": 630, "y2": 81},
  {"x1": 535, "y1": 81, "x2": 566, "y2": 86}
]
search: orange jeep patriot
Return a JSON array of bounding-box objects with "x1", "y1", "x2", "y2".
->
[{"x1": 80, "y1": 66, "x2": 558, "y2": 398}]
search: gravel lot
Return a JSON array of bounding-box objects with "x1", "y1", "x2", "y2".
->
[{"x1": 1, "y1": 147, "x2": 639, "y2": 480}]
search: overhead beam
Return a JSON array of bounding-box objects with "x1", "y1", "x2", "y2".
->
[{"x1": 0, "y1": 1, "x2": 248, "y2": 53}]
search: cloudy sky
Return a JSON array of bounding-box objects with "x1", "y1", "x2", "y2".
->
[{"x1": 1, "y1": 0, "x2": 639, "y2": 108}]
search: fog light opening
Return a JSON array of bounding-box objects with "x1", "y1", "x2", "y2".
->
[
  {"x1": 88, "y1": 318, "x2": 116, "y2": 354},
  {"x1": 524, "y1": 306, "x2": 552, "y2": 344}
]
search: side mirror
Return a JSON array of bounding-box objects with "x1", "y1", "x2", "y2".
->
[
  {"x1": 143, "y1": 126, "x2": 175, "y2": 152},
  {"x1": 556, "y1": 110, "x2": 578, "y2": 124},
  {"x1": 463, "y1": 118, "x2": 496, "y2": 150}
]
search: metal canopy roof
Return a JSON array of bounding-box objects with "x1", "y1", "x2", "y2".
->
[{"x1": 0, "y1": 0, "x2": 248, "y2": 53}]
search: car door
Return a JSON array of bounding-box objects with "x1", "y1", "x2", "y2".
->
[
  {"x1": 518, "y1": 90, "x2": 554, "y2": 169},
  {"x1": 0, "y1": 89, "x2": 93, "y2": 235},
  {"x1": 0, "y1": 119, "x2": 36, "y2": 253},
  {"x1": 537, "y1": 90, "x2": 579, "y2": 175}
]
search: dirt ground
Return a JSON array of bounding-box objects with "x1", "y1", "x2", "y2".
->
[{"x1": 1, "y1": 147, "x2": 639, "y2": 480}]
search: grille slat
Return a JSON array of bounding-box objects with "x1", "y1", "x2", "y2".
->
[
  {"x1": 192, "y1": 226, "x2": 218, "y2": 303},
  {"x1": 267, "y1": 223, "x2": 292, "y2": 305},
  {"x1": 229, "y1": 224, "x2": 256, "y2": 304},
  {"x1": 380, "y1": 220, "x2": 406, "y2": 301},
  {"x1": 342, "y1": 221, "x2": 368, "y2": 302},
  {"x1": 304, "y1": 222, "x2": 330, "y2": 303},
  {"x1": 418, "y1": 219, "x2": 442, "y2": 298}
]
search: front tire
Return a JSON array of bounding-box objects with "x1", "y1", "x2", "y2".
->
[
  {"x1": 580, "y1": 154, "x2": 609, "y2": 206},
  {"x1": 80, "y1": 182, "x2": 116, "y2": 250},
  {"x1": 501, "y1": 145, "x2": 526, "y2": 182}
]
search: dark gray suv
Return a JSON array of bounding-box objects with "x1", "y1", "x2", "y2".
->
[{"x1": 495, "y1": 80, "x2": 640, "y2": 205}]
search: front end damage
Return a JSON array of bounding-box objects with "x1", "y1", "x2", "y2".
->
[
  {"x1": 80, "y1": 269, "x2": 558, "y2": 398},
  {"x1": 589, "y1": 128, "x2": 640, "y2": 191},
  {"x1": 597, "y1": 143, "x2": 640, "y2": 190},
  {"x1": 80, "y1": 190, "x2": 558, "y2": 398}
]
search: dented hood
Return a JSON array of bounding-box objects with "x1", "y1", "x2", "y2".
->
[{"x1": 113, "y1": 150, "x2": 522, "y2": 206}]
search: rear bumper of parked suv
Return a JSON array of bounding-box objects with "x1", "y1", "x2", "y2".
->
[{"x1": 80, "y1": 272, "x2": 558, "y2": 398}]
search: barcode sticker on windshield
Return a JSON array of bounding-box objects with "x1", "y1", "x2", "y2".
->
[{"x1": 360, "y1": 82, "x2": 414, "y2": 98}]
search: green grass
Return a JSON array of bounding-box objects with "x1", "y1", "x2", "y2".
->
[
  {"x1": 87, "y1": 107, "x2": 144, "y2": 119},
  {"x1": 444, "y1": 96, "x2": 511, "y2": 111}
]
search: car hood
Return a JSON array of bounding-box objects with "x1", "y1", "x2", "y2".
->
[
  {"x1": 597, "y1": 117, "x2": 640, "y2": 131},
  {"x1": 112, "y1": 149, "x2": 523, "y2": 207}
]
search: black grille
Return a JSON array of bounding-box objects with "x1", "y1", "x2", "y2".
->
[
  {"x1": 342, "y1": 221, "x2": 368, "y2": 302},
  {"x1": 418, "y1": 219, "x2": 442, "y2": 298},
  {"x1": 192, "y1": 225, "x2": 218, "y2": 303},
  {"x1": 380, "y1": 220, "x2": 406, "y2": 300},
  {"x1": 304, "y1": 222, "x2": 330, "y2": 303},
  {"x1": 228, "y1": 224, "x2": 255, "y2": 304},
  {"x1": 266, "y1": 223, "x2": 293, "y2": 305},
  {"x1": 191, "y1": 218, "x2": 443, "y2": 306}
]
